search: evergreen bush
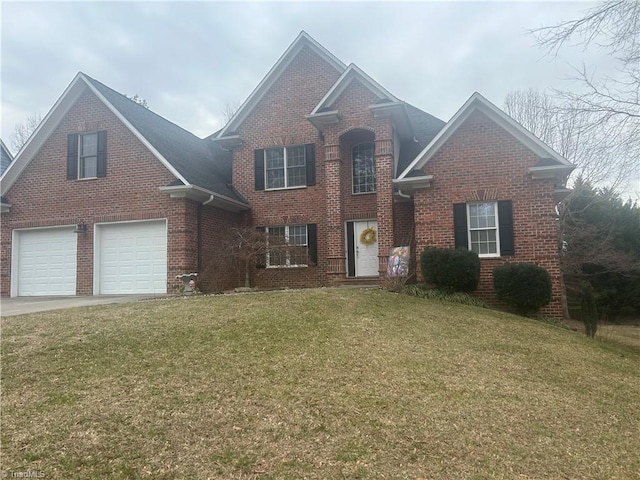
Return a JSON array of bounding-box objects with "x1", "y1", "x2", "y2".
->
[
  {"x1": 493, "y1": 263, "x2": 552, "y2": 315},
  {"x1": 580, "y1": 283, "x2": 599, "y2": 338},
  {"x1": 420, "y1": 248, "x2": 480, "y2": 293}
]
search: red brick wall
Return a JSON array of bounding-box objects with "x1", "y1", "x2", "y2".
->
[
  {"x1": 199, "y1": 207, "x2": 246, "y2": 292},
  {"x1": 232, "y1": 54, "x2": 398, "y2": 288},
  {"x1": 393, "y1": 201, "x2": 416, "y2": 278},
  {"x1": 231, "y1": 45, "x2": 342, "y2": 289},
  {"x1": 0, "y1": 89, "x2": 239, "y2": 296},
  {"x1": 321, "y1": 80, "x2": 395, "y2": 280},
  {"x1": 413, "y1": 109, "x2": 564, "y2": 317}
]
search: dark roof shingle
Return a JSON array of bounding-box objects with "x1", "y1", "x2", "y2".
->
[
  {"x1": 84, "y1": 75, "x2": 246, "y2": 203},
  {"x1": 397, "y1": 103, "x2": 446, "y2": 176}
]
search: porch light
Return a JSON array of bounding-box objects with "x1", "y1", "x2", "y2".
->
[{"x1": 74, "y1": 222, "x2": 87, "y2": 233}]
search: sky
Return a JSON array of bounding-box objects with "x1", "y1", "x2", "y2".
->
[{"x1": 0, "y1": 1, "x2": 612, "y2": 154}]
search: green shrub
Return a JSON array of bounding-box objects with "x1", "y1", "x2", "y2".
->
[
  {"x1": 493, "y1": 263, "x2": 552, "y2": 315},
  {"x1": 580, "y1": 283, "x2": 599, "y2": 338},
  {"x1": 420, "y1": 248, "x2": 480, "y2": 293}
]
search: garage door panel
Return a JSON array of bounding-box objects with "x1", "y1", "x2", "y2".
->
[
  {"x1": 97, "y1": 220, "x2": 167, "y2": 294},
  {"x1": 16, "y1": 227, "x2": 77, "y2": 296}
]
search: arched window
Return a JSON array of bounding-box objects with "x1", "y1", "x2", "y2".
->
[{"x1": 352, "y1": 142, "x2": 375, "y2": 194}]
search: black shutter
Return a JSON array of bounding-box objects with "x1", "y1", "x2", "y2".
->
[
  {"x1": 305, "y1": 143, "x2": 315, "y2": 186},
  {"x1": 255, "y1": 149, "x2": 265, "y2": 190},
  {"x1": 346, "y1": 222, "x2": 356, "y2": 277},
  {"x1": 498, "y1": 200, "x2": 514, "y2": 256},
  {"x1": 453, "y1": 203, "x2": 468, "y2": 249},
  {"x1": 307, "y1": 224, "x2": 317, "y2": 265},
  {"x1": 256, "y1": 226, "x2": 266, "y2": 268},
  {"x1": 96, "y1": 130, "x2": 107, "y2": 177},
  {"x1": 67, "y1": 133, "x2": 78, "y2": 180}
]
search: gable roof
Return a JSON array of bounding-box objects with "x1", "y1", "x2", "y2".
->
[
  {"x1": 1, "y1": 73, "x2": 248, "y2": 207},
  {"x1": 214, "y1": 31, "x2": 347, "y2": 139},
  {"x1": 0, "y1": 139, "x2": 13, "y2": 176},
  {"x1": 309, "y1": 63, "x2": 398, "y2": 115},
  {"x1": 398, "y1": 92, "x2": 573, "y2": 180},
  {"x1": 84, "y1": 75, "x2": 245, "y2": 202}
]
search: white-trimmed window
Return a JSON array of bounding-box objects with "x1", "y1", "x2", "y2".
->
[
  {"x1": 467, "y1": 202, "x2": 500, "y2": 257},
  {"x1": 67, "y1": 131, "x2": 106, "y2": 180},
  {"x1": 266, "y1": 225, "x2": 308, "y2": 267},
  {"x1": 79, "y1": 132, "x2": 98, "y2": 178},
  {"x1": 265, "y1": 146, "x2": 306, "y2": 189},
  {"x1": 352, "y1": 142, "x2": 376, "y2": 194}
]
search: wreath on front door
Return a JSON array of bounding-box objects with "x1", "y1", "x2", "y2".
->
[{"x1": 360, "y1": 227, "x2": 377, "y2": 245}]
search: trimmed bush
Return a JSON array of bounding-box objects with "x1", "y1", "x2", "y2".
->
[
  {"x1": 493, "y1": 263, "x2": 552, "y2": 315},
  {"x1": 420, "y1": 248, "x2": 480, "y2": 293}
]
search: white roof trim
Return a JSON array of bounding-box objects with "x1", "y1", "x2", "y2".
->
[
  {"x1": 1, "y1": 73, "x2": 190, "y2": 193},
  {"x1": 1, "y1": 73, "x2": 87, "y2": 192},
  {"x1": 217, "y1": 31, "x2": 346, "y2": 138},
  {"x1": 397, "y1": 92, "x2": 573, "y2": 180},
  {"x1": 159, "y1": 185, "x2": 250, "y2": 212},
  {"x1": 392, "y1": 175, "x2": 434, "y2": 193},
  {"x1": 310, "y1": 64, "x2": 399, "y2": 115}
]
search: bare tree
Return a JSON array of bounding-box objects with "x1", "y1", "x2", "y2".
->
[
  {"x1": 222, "y1": 101, "x2": 240, "y2": 125},
  {"x1": 531, "y1": 0, "x2": 640, "y2": 193},
  {"x1": 10, "y1": 113, "x2": 43, "y2": 153},
  {"x1": 504, "y1": 89, "x2": 632, "y2": 189},
  {"x1": 209, "y1": 226, "x2": 310, "y2": 288},
  {"x1": 224, "y1": 227, "x2": 269, "y2": 288},
  {"x1": 125, "y1": 94, "x2": 149, "y2": 108}
]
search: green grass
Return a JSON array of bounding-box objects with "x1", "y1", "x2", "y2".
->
[{"x1": 2, "y1": 288, "x2": 639, "y2": 479}]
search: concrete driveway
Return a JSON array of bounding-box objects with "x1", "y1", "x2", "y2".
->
[{"x1": 1, "y1": 295, "x2": 163, "y2": 316}]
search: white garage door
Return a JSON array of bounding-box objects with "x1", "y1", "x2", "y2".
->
[
  {"x1": 14, "y1": 227, "x2": 77, "y2": 296},
  {"x1": 96, "y1": 220, "x2": 167, "y2": 294}
]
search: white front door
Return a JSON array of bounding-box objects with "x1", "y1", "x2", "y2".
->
[{"x1": 354, "y1": 220, "x2": 378, "y2": 277}]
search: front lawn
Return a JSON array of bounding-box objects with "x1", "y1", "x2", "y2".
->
[{"x1": 2, "y1": 289, "x2": 639, "y2": 479}]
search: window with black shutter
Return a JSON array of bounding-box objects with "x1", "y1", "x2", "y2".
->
[
  {"x1": 67, "y1": 131, "x2": 107, "y2": 179},
  {"x1": 262, "y1": 224, "x2": 316, "y2": 267},
  {"x1": 453, "y1": 201, "x2": 514, "y2": 257},
  {"x1": 254, "y1": 143, "x2": 315, "y2": 190}
]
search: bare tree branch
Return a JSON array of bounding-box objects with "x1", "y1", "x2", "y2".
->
[{"x1": 10, "y1": 112, "x2": 43, "y2": 153}]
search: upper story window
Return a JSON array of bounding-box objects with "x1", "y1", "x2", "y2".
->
[
  {"x1": 254, "y1": 144, "x2": 315, "y2": 191},
  {"x1": 352, "y1": 142, "x2": 376, "y2": 194},
  {"x1": 67, "y1": 131, "x2": 107, "y2": 180},
  {"x1": 80, "y1": 133, "x2": 98, "y2": 178}
]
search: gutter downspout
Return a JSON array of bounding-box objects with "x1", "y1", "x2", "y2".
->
[{"x1": 397, "y1": 189, "x2": 411, "y2": 199}]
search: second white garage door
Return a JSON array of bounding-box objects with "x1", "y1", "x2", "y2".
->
[{"x1": 95, "y1": 220, "x2": 167, "y2": 294}]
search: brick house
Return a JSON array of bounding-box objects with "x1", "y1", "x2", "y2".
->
[{"x1": 0, "y1": 32, "x2": 573, "y2": 316}]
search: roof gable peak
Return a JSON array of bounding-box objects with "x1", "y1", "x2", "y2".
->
[
  {"x1": 397, "y1": 91, "x2": 572, "y2": 179},
  {"x1": 310, "y1": 63, "x2": 399, "y2": 115},
  {"x1": 215, "y1": 31, "x2": 347, "y2": 138}
]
